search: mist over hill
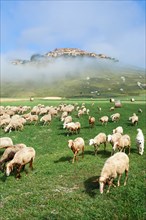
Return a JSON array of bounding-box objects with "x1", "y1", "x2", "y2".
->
[{"x1": 1, "y1": 48, "x2": 146, "y2": 98}]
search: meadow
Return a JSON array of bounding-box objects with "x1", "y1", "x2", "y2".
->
[{"x1": 0, "y1": 99, "x2": 146, "y2": 220}]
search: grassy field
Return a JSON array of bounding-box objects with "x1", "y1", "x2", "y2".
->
[{"x1": 0, "y1": 99, "x2": 146, "y2": 220}]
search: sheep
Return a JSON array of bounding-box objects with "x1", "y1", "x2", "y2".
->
[
  {"x1": 4, "y1": 120, "x2": 24, "y2": 133},
  {"x1": 6, "y1": 147, "x2": 36, "y2": 178},
  {"x1": 110, "y1": 107, "x2": 115, "y2": 111},
  {"x1": 68, "y1": 137, "x2": 85, "y2": 163},
  {"x1": 99, "y1": 152, "x2": 129, "y2": 194},
  {"x1": 0, "y1": 143, "x2": 27, "y2": 171},
  {"x1": 113, "y1": 134, "x2": 131, "y2": 155},
  {"x1": 107, "y1": 133, "x2": 122, "y2": 151},
  {"x1": 89, "y1": 133, "x2": 106, "y2": 155},
  {"x1": 40, "y1": 114, "x2": 52, "y2": 125},
  {"x1": 26, "y1": 114, "x2": 39, "y2": 124},
  {"x1": 138, "y1": 108, "x2": 142, "y2": 113},
  {"x1": 129, "y1": 113, "x2": 138, "y2": 126},
  {"x1": 0, "y1": 137, "x2": 13, "y2": 149},
  {"x1": 63, "y1": 116, "x2": 72, "y2": 125},
  {"x1": 63, "y1": 122, "x2": 81, "y2": 135},
  {"x1": 89, "y1": 116, "x2": 95, "y2": 128},
  {"x1": 113, "y1": 126, "x2": 123, "y2": 134},
  {"x1": 110, "y1": 113, "x2": 120, "y2": 122},
  {"x1": 99, "y1": 116, "x2": 109, "y2": 125},
  {"x1": 136, "y1": 128, "x2": 144, "y2": 155},
  {"x1": 61, "y1": 111, "x2": 68, "y2": 121}
]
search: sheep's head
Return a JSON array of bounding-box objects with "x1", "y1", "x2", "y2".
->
[
  {"x1": 137, "y1": 128, "x2": 142, "y2": 133},
  {"x1": 89, "y1": 139, "x2": 94, "y2": 146},
  {"x1": 68, "y1": 140, "x2": 73, "y2": 148},
  {"x1": 107, "y1": 135, "x2": 112, "y2": 142},
  {"x1": 6, "y1": 163, "x2": 13, "y2": 176},
  {"x1": 99, "y1": 176, "x2": 106, "y2": 194}
]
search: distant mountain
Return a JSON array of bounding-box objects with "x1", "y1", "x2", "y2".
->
[{"x1": 2, "y1": 48, "x2": 145, "y2": 98}]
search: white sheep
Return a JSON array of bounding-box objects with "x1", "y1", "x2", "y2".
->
[
  {"x1": 99, "y1": 152, "x2": 129, "y2": 194},
  {"x1": 64, "y1": 122, "x2": 81, "y2": 135},
  {"x1": 40, "y1": 114, "x2": 52, "y2": 125},
  {"x1": 107, "y1": 133, "x2": 122, "y2": 150},
  {"x1": 113, "y1": 134, "x2": 131, "y2": 155},
  {"x1": 0, "y1": 137, "x2": 13, "y2": 149},
  {"x1": 89, "y1": 133, "x2": 107, "y2": 155},
  {"x1": 136, "y1": 128, "x2": 144, "y2": 155},
  {"x1": 4, "y1": 120, "x2": 24, "y2": 133},
  {"x1": 0, "y1": 143, "x2": 27, "y2": 171},
  {"x1": 113, "y1": 126, "x2": 123, "y2": 134},
  {"x1": 63, "y1": 116, "x2": 72, "y2": 126},
  {"x1": 6, "y1": 147, "x2": 36, "y2": 178},
  {"x1": 68, "y1": 137, "x2": 85, "y2": 163},
  {"x1": 129, "y1": 113, "x2": 138, "y2": 126},
  {"x1": 99, "y1": 116, "x2": 109, "y2": 125},
  {"x1": 110, "y1": 113, "x2": 120, "y2": 122}
]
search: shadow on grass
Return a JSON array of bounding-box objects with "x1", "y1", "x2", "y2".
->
[
  {"x1": 83, "y1": 175, "x2": 100, "y2": 197},
  {"x1": 0, "y1": 174, "x2": 7, "y2": 182},
  {"x1": 54, "y1": 156, "x2": 72, "y2": 163}
]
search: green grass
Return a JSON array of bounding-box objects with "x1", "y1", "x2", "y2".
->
[{"x1": 0, "y1": 100, "x2": 146, "y2": 220}]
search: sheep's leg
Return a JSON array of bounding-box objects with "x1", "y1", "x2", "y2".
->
[
  {"x1": 124, "y1": 170, "x2": 128, "y2": 186},
  {"x1": 16, "y1": 165, "x2": 23, "y2": 178},
  {"x1": 128, "y1": 147, "x2": 130, "y2": 155},
  {"x1": 117, "y1": 174, "x2": 122, "y2": 186},
  {"x1": 106, "y1": 179, "x2": 114, "y2": 193},
  {"x1": 73, "y1": 151, "x2": 78, "y2": 163},
  {"x1": 29, "y1": 158, "x2": 33, "y2": 170},
  {"x1": 94, "y1": 146, "x2": 97, "y2": 155}
]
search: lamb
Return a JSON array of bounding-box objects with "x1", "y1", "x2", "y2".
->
[
  {"x1": 6, "y1": 147, "x2": 36, "y2": 178},
  {"x1": 99, "y1": 152, "x2": 129, "y2": 194},
  {"x1": 113, "y1": 134, "x2": 131, "y2": 155},
  {"x1": 136, "y1": 128, "x2": 144, "y2": 155},
  {"x1": 40, "y1": 114, "x2": 52, "y2": 125},
  {"x1": 99, "y1": 116, "x2": 109, "y2": 125},
  {"x1": 89, "y1": 116, "x2": 95, "y2": 128},
  {"x1": 113, "y1": 126, "x2": 123, "y2": 134},
  {"x1": 110, "y1": 113, "x2": 120, "y2": 122},
  {"x1": 129, "y1": 113, "x2": 138, "y2": 126},
  {"x1": 68, "y1": 137, "x2": 85, "y2": 163},
  {"x1": 89, "y1": 133, "x2": 106, "y2": 155},
  {"x1": 0, "y1": 137, "x2": 13, "y2": 149},
  {"x1": 0, "y1": 143, "x2": 27, "y2": 171}
]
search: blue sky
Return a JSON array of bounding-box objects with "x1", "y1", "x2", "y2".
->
[{"x1": 1, "y1": 0, "x2": 145, "y2": 68}]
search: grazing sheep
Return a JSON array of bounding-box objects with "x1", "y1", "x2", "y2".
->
[
  {"x1": 61, "y1": 111, "x2": 68, "y2": 121},
  {"x1": 4, "y1": 120, "x2": 24, "y2": 133},
  {"x1": 89, "y1": 133, "x2": 106, "y2": 155},
  {"x1": 110, "y1": 107, "x2": 115, "y2": 111},
  {"x1": 113, "y1": 126, "x2": 123, "y2": 134},
  {"x1": 40, "y1": 114, "x2": 52, "y2": 125},
  {"x1": 6, "y1": 147, "x2": 36, "y2": 178},
  {"x1": 89, "y1": 116, "x2": 95, "y2": 128},
  {"x1": 107, "y1": 133, "x2": 122, "y2": 150},
  {"x1": 138, "y1": 108, "x2": 142, "y2": 113},
  {"x1": 129, "y1": 113, "x2": 138, "y2": 126},
  {"x1": 136, "y1": 128, "x2": 144, "y2": 155},
  {"x1": 64, "y1": 122, "x2": 81, "y2": 135},
  {"x1": 113, "y1": 135, "x2": 131, "y2": 155},
  {"x1": 99, "y1": 116, "x2": 109, "y2": 125},
  {"x1": 110, "y1": 113, "x2": 120, "y2": 122},
  {"x1": 99, "y1": 152, "x2": 129, "y2": 194},
  {"x1": 68, "y1": 137, "x2": 85, "y2": 163},
  {"x1": 63, "y1": 116, "x2": 72, "y2": 125},
  {"x1": 26, "y1": 114, "x2": 39, "y2": 124},
  {"x1": 0, "y1": 137, "x2": 13, "y2": 149},
  {"x1": 0, "y1": 143, "x2": 27, "y2": 171}
]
